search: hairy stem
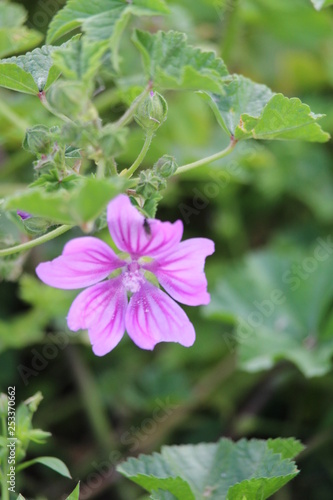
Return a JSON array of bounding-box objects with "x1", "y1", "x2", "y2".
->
[
  {"x1": 0, "y1": 225, "x2": 72, "y2": 257},
  {"x1": 96, "y1": 159, "x2": 106, "y2": 179},
  {"x1": 176, "y1": 138, "x2": 237, "y2": 175},
  {"x1": 38, "y1": 91, "x2": 73, "y2": 124},
  {"x1": 122, "y1": 132, "x2": 154, "y2": 179}
]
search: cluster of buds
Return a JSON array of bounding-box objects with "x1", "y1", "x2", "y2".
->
[{"x1": 136, "y1": 155, "x2": 178, "y2": 199}]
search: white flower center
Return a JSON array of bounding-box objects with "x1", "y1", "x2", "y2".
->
[{"x1": 122, "y1": 262, "x2": 145, "y2": 293}]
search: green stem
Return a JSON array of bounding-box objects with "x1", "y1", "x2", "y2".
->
[
  {"x1": 113, "y1": 86, "x2": 150, "y2": 130},
  {"x1": 175, "y1": 139, "x2": 237, "y2": 175},
  {"x1": 0, "y1": 225, "x2": 72, "y2": 257},
  {"x1": 96, "y1": 159, "x2": 105, "y2": 179},
  {"x1": 109, "y1": 157, "x2": 118, "y2": 176},
  {"x1": 38, "y1": 91, "x2": 73, "y2": 125},
  {"x1": 122, "y1": 132, "x2": 154, "y2": 179}
]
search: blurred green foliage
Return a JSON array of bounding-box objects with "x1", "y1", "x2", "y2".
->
[{"x1": 1, "y1": 0, "x2": 333, "y2": 499}]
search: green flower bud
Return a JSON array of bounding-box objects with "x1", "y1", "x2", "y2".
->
[
  {"x1": 136, "y1": 169, "x2": 167, "y2": 198},
  {"x1": 22, "y1": 217, "x2": 52, "y2": 236},
  {"x1": 23, "y1": 125, "x2": 53, "y2": 154},
  {"x1": 134, "y1": 91, "x2": 168, "y2": 132},
  {"x1": 153, "y1": 155, "x2": 178, "y2": 178}
]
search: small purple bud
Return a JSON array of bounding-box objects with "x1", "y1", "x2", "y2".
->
[
  {"x1": 17, "y1": 210, "x2": 32, "y2": 220},
  {"x1": 150, "y1": 90, "x2": 154, "y2": 97}
]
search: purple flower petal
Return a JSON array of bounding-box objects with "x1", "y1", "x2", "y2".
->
[
  {"x1": 17, "y1": 210, "x2": 31, "y2": 220},
  {"x1": 125, "y1": 281, "x2": 195, "y2": 350},
  {"x1": 145, "y1": 238, "x2": 215, "y2": 306},
  {"x1": 107, "y1": 194, "x2": 183, "y2": 259},
  {"x1": 67, "y1": 277, "x2": 127, "y2": 356},
  {"x1": 36, "y1": 236, "x2": 126, "y2": 289}
]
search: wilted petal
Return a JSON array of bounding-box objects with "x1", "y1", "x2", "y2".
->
[
  {"x1": 146, "y1": 238, "x2": 215, "y2": 306},
  {"x1": 67, "y1": 277, "x2": 127, "y2": 356},
  {"x1": 107, "y1": 194, "x2": 183, "y2": 259},
  {"x1": 36, "y1": 237, "x2": 125, "y2": 289},
  {"x1": 125, "y1": 281, "x2": 195, "y2": 350}
]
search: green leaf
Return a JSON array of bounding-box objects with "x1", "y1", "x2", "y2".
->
[
  {"x1": 0, "y1": 1, "x2": 43, "y2": 58},
  {"x1": 66, "y1": 483, "x2": 80, "y2": 500},
  {"x1": 17, "y1": 456, "x2": 72, "y2": 479},
  {"x1": 5, "y1": 177, "x2": 126, "y2": 225},
  {"x1": 46, "y1": 0, "x2": 169, "y2": 44},
  {"x1": 133, "y1": 30, "x2": 228, "y2": 92},
  {"x1": 0, "y1": 44, "x2": 65, "y2": 94},
  {"x1": 311, "y1": 0, "x2": 333, "y2": 9},
  {"x1": 117, "y1": 438, "x2": 302, "y2": 500},
  {"x1": 52, "y1": 37, "x2": 109, "y2": 84},
  {"x1": 200, "y1": 75, "x2": 330, "y2": 142},
  {"x1": 205, "y1": 247, "x2": 333, "y2": 377},
  {"x1": 267, "y1": 438, "x2": 305, "y2": 460}
]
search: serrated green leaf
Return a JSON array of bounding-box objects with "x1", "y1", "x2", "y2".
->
[
  {"x1": 311, "y1": 0, "x2": 333, "y2": 9},
  {"x1": 199, "y1": 76, "x2": 274, "y2": 137},
  {"x1": 66, "y1": 483, "x2": 80, "y2": 500},
  {"x1": 226, "y1": 476, "x2": 297, "y2": 500},
  {"x1": 117, "y1": 438, "x2": 301, "y2": 500},
  {"x1": 267, "y1": 438, "x2": 305, "y2": 460},
  {"x1": 0, "y1": 44, "x2": 65, "y2": 94},
  {"x1": 52, "y1": 37, "x2": 109, "y2": 84},
  {"x1": 17, "y1": 456, "x2": 72, "y2": 479},
  {"x1": 46, "y1": 0, "x2": 169, "y2": 44},
  {"x1": 133, "y1": 30, "x2": 228, "y2": 92},
  {"x1": 205, "y1": 248, "x2": 333, "y2": 377},
  {"x1": 200, "y1": 75, "x2": 330, "y2": 142},
  {"x1": 5, "y1": 177, "x2": 126, "y2": 225}
]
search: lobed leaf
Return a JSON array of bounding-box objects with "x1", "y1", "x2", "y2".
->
[
  {"x1": 46, "y1": 0, "x2": 169, "y2": 44},
  {"x1": 117, "y1": 438, "x2": 302, "y2": 499},
  {"x1": 52, "y1": 37, "x2": 109, "y2": 84},
  {"x1": 205, "y1": 248, "x2": 333, "y2": 377},
  {"x1": 200, "y1": 75, "x2": 330, "y2": 142},
  {"x1": 5, "y1": 177, "x2": 127, "y2": 225},
  {"x1": 133, "y1": 30, "x2": 228, "y2": 92},
  {"x1": 0, "y1": 44, "x2": 66, "y2": 94}
]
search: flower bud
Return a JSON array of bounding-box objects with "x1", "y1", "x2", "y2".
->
[
  {"x1": 153, "y1": 155, "x2": 178, "y2": 178},
  {"x1": 21, "y1": 216, "x2": 52, "y2": 235},
  {"x1": 23, "y1": 125, "x2": 53, "y2": 154},
  {"x1": 134, "y1": 91, "x2": 168, "y2": 132},
  {"x1": 136, "y1": 169, "x2": 167, "y2": 198}
]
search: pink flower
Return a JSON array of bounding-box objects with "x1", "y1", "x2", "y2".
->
[{"x1": 36, "y1": 195, "x2": 214, "y2": 356}]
